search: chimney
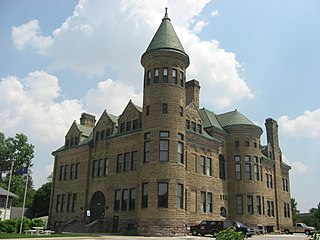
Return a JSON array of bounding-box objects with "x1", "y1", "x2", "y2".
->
[
  {"x1": 265, "y1": 118, "x2": 280, "y2": 150},
  {"x1": 185, "y1": 79, "x2": 200, "y2": 109},
  {"x1": 80, "y1": 113, "x2": 96, "y2": 127}
]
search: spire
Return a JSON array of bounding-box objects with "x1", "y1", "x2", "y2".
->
[{"x1": 142, "y1": 8, "x2": 189, "y2": 62}]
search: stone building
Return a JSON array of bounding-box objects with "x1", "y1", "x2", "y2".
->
[{"x1": 48, "y1": 10, "x2": 292, "y2": 236}]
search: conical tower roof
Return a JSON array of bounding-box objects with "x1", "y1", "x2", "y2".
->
[{"x1": 142, "y1": 8, "x2": 189, "y2": 62}]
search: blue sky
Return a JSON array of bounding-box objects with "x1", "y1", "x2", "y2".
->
[{"x1": 0, "y1": 0, "x2": 319, "y2": 212}]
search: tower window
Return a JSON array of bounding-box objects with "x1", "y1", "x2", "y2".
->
[
  {"x1": 147, "y1": 70, "x2": 151, "y2": 85},
  {"x1": 158, "y1": 182, "x2": 168, "y2": 208},
  {"x1": 141, "y1": 183, "x2": 148, "y2": 208},
  {"x1": 177, "y1": 184, "x2": 183, "y2": 209},
  {"x1": 186, "y1": 120, "x2": 190, "y2": 130},
  {"x1": 236, "y1": 195, "x2": 243, "y2": 214},
  {"x1": 178, "y1": 133, "x2": 184, "y2": 164},
  {"x1": 146, "y1": 105, "x2": 150, "y2": 116},
  {"x1": 172, "y1": 68, "x2": 177, "y2": 84},
  {"x1": 144, "y1": 133, "x2": 151, "y2": 163},
  {"x1": 180, "y1": 106, "x2": 183, "y2": 117},
  {"x1": 235, "y1": 163, "x2": 241, "y2": 180},
  {"x1": 179, "y1": 71, "x2": 184, "y2": 87},
  {"x1": 162, "y1": 103, "x2": 168, "y2": 114},
  {"x1": 163, "y1": 68, "x2": 168, "y2": 83},
  {"x1": 159, "y1": 140, "x2": 169, "y2": 162},
  {"x1": 247, "y1": 195, "x2": 254, "y2": 214},
  {"x1": 154, "y1": 68, "x2": 159, "y2": 83}
]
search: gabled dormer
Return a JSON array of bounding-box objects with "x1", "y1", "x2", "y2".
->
[
  {"x1": 93, "y1": 110, "x2": 118, "y2": 143},
  {"x1": 65, "y1": 120, "x2": 93, "y2": 148},
  {"x1": 118, "y1": 100, "x2": 142, "y2": 134},
  {"x1": 186, "y1": 102, "x2": 203, "y2": 135}
]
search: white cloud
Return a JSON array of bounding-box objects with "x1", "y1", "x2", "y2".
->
[
  {"x1": 282, "y1": 155, "x2": 308, "y2": 174},
  {"x1": 85, "y1": 79, "x2": 143, "y2": 116},
  {"x1": 11, "y1": 0, "x2": 254, "y2": 108},
  {"x1": 211, "y1": 10, "x2": 219, "y2": 16},
  {"x1": 278, "y1": 108, "x2": 320, "y2": 138},
  {"x1": 12, "y1": 19, "x2": 52, "y2": 53},
  {"x1": 192, "y1": 20, "x2": 208, "y2": 33}
]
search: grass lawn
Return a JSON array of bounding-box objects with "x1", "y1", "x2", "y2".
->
[{"x1": 0, "y1": 233, "x2": 94, "y2": 239}]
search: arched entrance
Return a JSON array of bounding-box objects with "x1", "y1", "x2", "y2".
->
[{"x1": 90, "y1": 191, "x2": 106, "y2": 222}]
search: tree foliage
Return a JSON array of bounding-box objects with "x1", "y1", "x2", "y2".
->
[
  {"x1": 291, "y1": 198, "x2": 300, "y2": 224},
  {"x1": 31, "y1": 181, "x2": 52, "y2": 217}
]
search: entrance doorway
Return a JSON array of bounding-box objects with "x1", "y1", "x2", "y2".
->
[{"x1": 90, "y1": 191, "x2": 106, "y2": 222}]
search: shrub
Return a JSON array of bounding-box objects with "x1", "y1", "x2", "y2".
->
[
  {"x1": 216, "y1": 228, "x2": 247, "y2": 240},
  {"x1": 0, "y1": 217, "x2": 44, "y2": 233}
]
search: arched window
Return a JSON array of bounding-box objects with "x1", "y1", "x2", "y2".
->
[{"x1": 220, "y1": 206, "x2": 227, "y2": 217}]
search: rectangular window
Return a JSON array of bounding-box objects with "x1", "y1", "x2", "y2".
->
[
  {"x1": 121, "y1": 189, "x2": 129, "y2": 211},
  {"x1": 172, "y1": 68, "x2": 177, "y2": 84},
  {"x1": 163, "y1": 68, "x2": 168, "y2": 83},
  {"x1": 267, "y1": 201, "x2": 271, "y2": 216},
  {"x1": 162, "y1": 103, "x2": 168, "y2": 114},
  {"x1": 106, "y1": 128, "x2": 111, "y2": 137},
  {"x1": 180, "y1": 106, "x2": 183, "y2": 117},
  {"x1": 177, "y1": 184, "x2": 183, "y2": 209},
  {"x1": 219, "y1": 155, "x2": 226, "y2": 180},
  {"x1": 235, "y1": 163, "x2": 241, "y2": 180},
  {"x1": 256, "y1": 196, "x2": 262, "y2": 214},
  {"x1": 141, "y1": 183, "x2": 148, "y2": 208},
  {"x1": 201, "y1": 191, "x2": 206, "y2": 212},
  {"x1": 56, "y1": 195, "x2": 61, "y2": 212},
  {"x1": 207, "y1": 192, "x2": 213, "y2": 213},
  {"x1": 245, "y1": 155, "x2": 251, "y2": 162},
  {"x1": 270, "y1": 175, "x2": 273, "y2": 189},
  {"x1": 284, "y1": 203, "x2": 287, "y2": 218},
  {"x1": 95, "y1": 132, "x2": 99, "y2": 142},
  {"x1": 247, "y1": 195, "x2": 253, "y2": 214},
  {"x1": 60, "y1": 194, "x2": 65, "y2": 212},
  {"x1": 64, "y1": 165, "x2": 69, "y2": 180},
  {"x1": 236, "y1": 195, "x2": 243, "y2": 214},
  {"x1": 146, "y1": 105, "x2": 150, "y2": 116},
  {"x1": 131, "y1": 151, "x2": 137, "y2": 170},
  {"x1": 72, "y1": 193, "x2": 77, "y2": 212},
  {"x1": 200, "y1": 156, "x2": 206, "y2": 174},
  {"x1": 103, "y1": 158, "x2": 108, "y2": 176},
  {"x1": 132, "y1": 119, "x2": 139, "y2": 130},
  {"x1": 67, "y1": 193, "x2": 72, "y2": 212},
  {"x1": 124, "y1": 152, "x2": 130, "y2": 171},
  {"x1": 114, "y1": 190, "x2": 120, "y2": 211},
  {"x1": 158, "y1": 182, "x2": 168, "y2": 208},
  {"x1": 206, "y1": 157, "x2": 212, "y2": 176},
  {"x1": 186, "y1": 120, "x2": 190, "y2": 130},
  {"x1": 197, "y1": 124, "x2": 202, "y2": 134},
  {"x1": 234, "y1": 155, "x2": 241, "y2": 162},
  {"x1": 266, "y1": 174, "x2": 269, "y2": 188},
  {"x1": 235, "y1": 140, "x2": 240, "y2": 148},
  {"x1": 287, "y1": 203, "x2": 290, "y2": 218},
  {"x1": 100, "y1": 130, "x2": 105, "y2": 140},
  {"x1": 159, "y1": 139, "x2": 169, "y2": 161},
  {"x1": 126, "y1": 121, "x2": 131, "y2": 132},
  {"x1": 129, "y1": 188, "x2": 136, "y2": 210},
  {"x1": 245, "y1": 141, "x2": 250, "y2": 147},
  {"x1": 178, "y1": 141, "x2": 184, "y2": 164},
  {"x1": 70, "y1": 163, "x2": 74, "y2": 180},
  {"x1": 179, "y1": 71, "x2": 184, "y2": 87},
  {"x1": 154, "y1": 68, "x2": 159, "y2": 83},
  {"x1": 147, "y1": 70, "x2": 151, "y2": 85},
  {"x1": 120, "y1": 123, "x2": 125, "y2": 133},
  {"x1": 97, "y1": 159, "x2": 103, "y2": 177},
  {"x1": 116, "y1": 154, "x2": 123, "y2": 173},
  {"x1": 159, "y1": 131, "x2": 169, "y2": 137},
  {"x1": 191, "y1": 121, "x2": 196, "y2": 132},
  {"x1": 59, "y1": 165, "x2": 64, "y2": 181},
  {"x1": 144, "y1": 133, "x2": 151, "y2": 163},
  {"x1": 285, "y1": 179, "x2": 288, "y2": 192},
  {"x1": 271, "y1": 201, "x2": 275, "y2": 217},
  {"x1": 254, "y1": 164, "x2": 259, "y2": 181},
  {"x1": 91, "y1": 160, "x2": 97, "y2": 177},
  {"x1": 245, "y1": 163, "x2": 252, "y2": 180},
  {"x1": 75, "y1": 163, "x2": 80, "y2": 179}
]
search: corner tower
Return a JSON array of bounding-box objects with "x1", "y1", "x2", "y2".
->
[{"x1": 139, "y1": 9, "x2": 189, "y2": 236}]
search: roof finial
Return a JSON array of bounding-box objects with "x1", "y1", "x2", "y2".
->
[{"x1": 164, "y1": 7, "x2": 169, "y2": 19}]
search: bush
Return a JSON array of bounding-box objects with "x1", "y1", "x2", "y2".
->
[
  {"x1": 0, "y1": 217, "x2": 44, "y2": 233},
  {"x1": 217, "y1": 228, "x2": 247, "y2": 240}
]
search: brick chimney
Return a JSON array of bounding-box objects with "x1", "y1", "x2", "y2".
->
[
  {"x1": 185, "y1": 79, "x2": 200, "y2": 109},
  {"x1": 80, "y1": 112, "x2": 96, "y2": 127}
]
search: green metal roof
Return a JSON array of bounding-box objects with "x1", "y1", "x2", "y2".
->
[
  {"x1": 216, "y1": 110, "x2": 256, "y2": 127},
  {"x1": 76, "y1": 123, "x2": 93, "y2": 137},
  {"x1": 143, "y1": 9, "x2": 188, "y2": 59},
  {"x1": 199, "y1": 108, "x2": 225, "y2": 131}
]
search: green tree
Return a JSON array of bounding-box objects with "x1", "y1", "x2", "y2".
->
[
  {"x1": 32, "y1": 180, "x2": 52, "y2": 217},
  {"x1": 291, "y1": 198, "x2": 300, "y2": 224}
]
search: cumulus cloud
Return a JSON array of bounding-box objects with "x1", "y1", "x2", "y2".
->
[
  {"x1": 282, "y1": 155, "x2": 308, "y2": 174},
  {"x1": 278, "y1": 108, "x2": 320, "y2": 138},
  {"x1": 211, "y1": 10, "x2": 219, "y2": 16},
  {"x1": 11, "y1": 0, "x2": 253, "y2": 108},
  {"x1": 12, "y1": 19, "x2": 52, "y2": 53},
  {"x1": 85, "y1": 79, "x2": 143, "y2": 116}
]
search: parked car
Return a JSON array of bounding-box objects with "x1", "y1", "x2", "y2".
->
[
  {"x1": 189, "y1": 220, "x2": 255, "y2": 237},
  {"x1": 283, "y1": 223, "x2": 316, "y2": 235}
]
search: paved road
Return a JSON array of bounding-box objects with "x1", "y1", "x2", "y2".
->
[{"x1": 18, "y1": 233, "x2": 311, "y2": 240}]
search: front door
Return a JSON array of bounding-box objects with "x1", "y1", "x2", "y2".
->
[
  {"x1": 90, "y1": 191, "x2": 106, "y2": 222},
  {"x1": 112, "y1": 216, "x2": 119, "y2": 232}
]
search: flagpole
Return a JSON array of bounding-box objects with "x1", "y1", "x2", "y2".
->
[
  {"x1": 4, "y1": 161, "x2": 14, "y2": 220},
  {"x1": 19, "y1": 167, "x2": 29, "y2": 234}
]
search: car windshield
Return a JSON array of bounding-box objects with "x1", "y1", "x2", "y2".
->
[
  {"x1": 234, "y1": 221, "x2": 246, "y2": 228},
  {"x1": 300, "y1": 223, "x2": 307, "y2": 228}
]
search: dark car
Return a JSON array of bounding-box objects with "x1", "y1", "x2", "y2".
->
[
  {"x1": 190, "y1": 220, "x2": 224, "y2": 237},
  {"x1": 190, "y1": 220, "x2": 255, "y2": 237},
  {"x1": 224, "y1": 220, "x2": 255, "y2": 237}
]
